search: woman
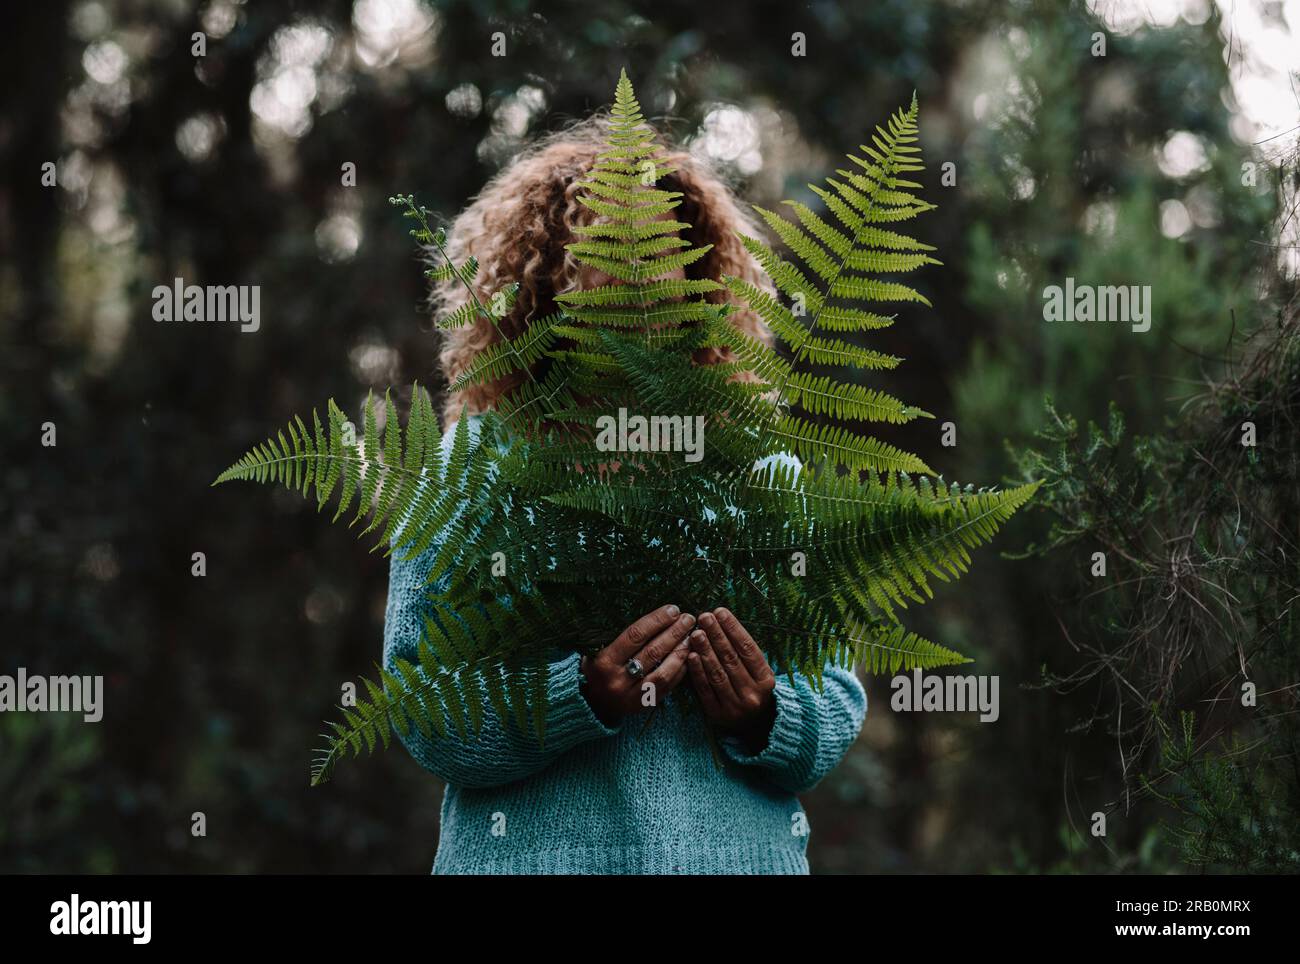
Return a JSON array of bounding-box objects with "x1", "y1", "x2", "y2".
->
[{"x1": 384, "y1": 118, "x2": 867, "y2": 874}]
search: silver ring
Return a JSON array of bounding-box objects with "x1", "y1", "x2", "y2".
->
[{"x1": 625, "y1": 658, "x2": 646, "y2": 679}]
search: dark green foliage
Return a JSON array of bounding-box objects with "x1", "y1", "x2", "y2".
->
[
  {"x1": 1013, "y1": 314, "x2": 1300, "y2": 871},
  {"x1": 1145, "y1": 712, "x2": 1300, "y2": 872},
  {"x1": 216, "y1": 71, "x2": 1037, "y2": 785}
]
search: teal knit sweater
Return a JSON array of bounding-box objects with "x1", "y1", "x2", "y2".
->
[{"x1": 383, "y1": 418, "x2": 868, "y2": 874}]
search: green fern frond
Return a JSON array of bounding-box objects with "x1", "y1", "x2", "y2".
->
[
  {"x1": 721, "y1": 96, "x2": 937, "y2": 481},
  {"x1": 770, "y1": 415, "x2": 934, "y2": 475},
  {"x1": 221, "y1": 76, "x2": 1040, "y2": 785},
  {"x1": 785, "y1": 372, "x2": 931, "y2": 423},
  {"x1": 213, "y1": 386, "x2": 518, "y2": 564},
  {"x1": 452, "y1": 313, "x2": 565, "y2": 389}
]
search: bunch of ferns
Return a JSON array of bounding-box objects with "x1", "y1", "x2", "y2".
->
[{"x1": 214, "y1": 71, "x2": 1038, "y2": 784}]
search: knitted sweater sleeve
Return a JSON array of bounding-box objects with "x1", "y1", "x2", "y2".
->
[
  {"x1": 382, "y1": 545, "x2": 622, "y2": 790},
  {"x1": 720, "y1": 665, "x2": 867, "y2": 794}
]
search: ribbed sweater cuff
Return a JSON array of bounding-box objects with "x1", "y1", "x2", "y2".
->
[
  {"x1": 719, "y1": 677, "x2": 811, "y2": 779},
  {"x1": 546, "y1": 651, "x2": 623, "y2": 745}
]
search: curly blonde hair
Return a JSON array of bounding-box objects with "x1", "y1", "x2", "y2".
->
[{"x1": 430, "y1": 116, "x2": 775, "y2": 426}]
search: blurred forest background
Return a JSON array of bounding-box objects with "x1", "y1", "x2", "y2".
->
[{"x1": 2, "y1": 0, "x2": 1298, "y2": 873}]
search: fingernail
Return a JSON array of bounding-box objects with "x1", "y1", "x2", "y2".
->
[
  {"x1": 665, "y1": 604, "x2": 680, "y2": 618},
  {"x1": 680, "y1": 613, "x2": 696, "y2": 627},
  {"x1": 699, "y1": 612, "x2": 715, "y2": 628}
]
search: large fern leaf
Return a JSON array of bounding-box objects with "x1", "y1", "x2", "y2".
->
[{"x1": 215, "y1": 75, "x2": 1039, "y2": 784}]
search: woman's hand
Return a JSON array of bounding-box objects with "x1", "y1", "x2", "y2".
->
[
  {"x1": 581, "y1": 604, "x2": 696, "y2": 727},
  {"x1": 686, "y1": 608, "x2": 777, "y2": 753}
]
